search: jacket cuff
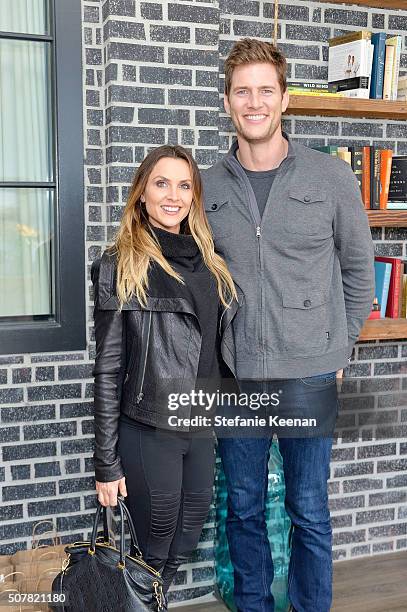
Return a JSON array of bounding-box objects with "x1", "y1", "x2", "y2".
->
[{"x1": 94, "y1": 456, "x2": 124, "y2": 483}]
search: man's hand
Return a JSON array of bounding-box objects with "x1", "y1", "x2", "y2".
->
[{"x1": 96, "y1": 476, "x2": 127, "y2": 507}]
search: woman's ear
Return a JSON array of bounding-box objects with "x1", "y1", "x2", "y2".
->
[{"x1": 140, "y1": 194, "x2": 145, "y2": 203}]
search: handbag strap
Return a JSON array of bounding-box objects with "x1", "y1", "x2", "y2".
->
[
  {"x1": 90, "y1": 498, "x2": 142, "y2": 563},
  {"x1": 117, "y1": 497, "x2": 142, "y2": 558}
]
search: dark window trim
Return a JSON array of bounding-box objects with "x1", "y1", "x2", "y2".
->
[{"x1": 0, "y1": 0, "x2": 85, "y2": 354}]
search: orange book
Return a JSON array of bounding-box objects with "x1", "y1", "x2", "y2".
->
[
  {"x1": 361, "y1": 146, "x2": 370, "y2": 209},
  {"x1": 379, "y1": 149, "x2": 393, "y2": 209}
]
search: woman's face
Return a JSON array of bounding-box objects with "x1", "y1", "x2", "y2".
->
[{"x1": 142, "y1": 157, "x2": 193, "y2": 234}]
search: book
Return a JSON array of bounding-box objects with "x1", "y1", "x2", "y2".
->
[
  {"x1": 287, "y1": 81, "x2": 339, "y2": 92},
  {"x1": 370, "y1": 147, "x2": 381, "y2": 209},
  {"x1": 379, "y1": 149, "x2": 393, "y2": 209},
  {"x1": 385, "y1": 35, "x2": 402, "y2": 101},
  {"x1": 386, "y1": 202, "x2": 407, "y2": 209},
  {"x1": 328, "y1": 31, "x2": 373, "y2": 99},
  {"x1": 375, "y1": 257, "x2": 403, "y2": 318},
  {"x1": 383, "y1": 45, "x2": 395, "y2": 100},
  {"x1": 287, "y1": 89, "x2": 344, "y2": 97},
  {"x1": 362, "y1": 146, "x2": 371, "y2": 209},
  {"x1": 350, "y1": 146, "x2": 363, "y2": 193},
  {"x1": 402, "y1": 274, "x2": 407, "y2": 318},
  {"x1": 312, "y1": 146, "x2": 339, "y2": 156},
  {"x1": 370, "y1": 32, "x2": 386, "y2": 99},
  {"x1": 337, "y1": 147, "x2": 351, "y2": 165},
  {"x1": 388, "y1": 156, "x2": 407, "y2": 203},
  {"x1": 373, "y1": 260, "x2": 392, "y2": 318}
]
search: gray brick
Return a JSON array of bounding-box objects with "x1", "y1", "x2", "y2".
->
[
  {"x1": 223, "y1": 0, "x2": 259, "y2": 17},
  {"x1": 87, "y1": 109, "x2": 103, "y2": 126},
  {"x1": 106, "y1": 146, "x2": 133, "y2": 164},
  {"x1": 369, "y1": 524, "x2": 407, "y2": 538},
  {"x1": 294, "y1": 64, "x2": 328, "y2": 80},
  {"x1": 377, "y1": 459, "x2": 407, "y2": 473},
  {"x1": 1, "y1": 404, "x2": 55, "y2": 423},
  {"x1": 398, "y1": 507, "x2": 407, "y2": 520},
  {"x1": 351, "y1": 544, "x2": 371, "y2": 557},
  {"x1": 181, "y1": 130, "x2": 195, "y2": 146},
  {"x1": 0, "y1": 426, "x2": 20, "y2": 443},
  {"x1": 84, "y1": 5, "x2": 99, "y2": 23},
  {"x1": 278, "y1": 43, "x2": 319, "y2": 61},
  {"x1": 329, "y1": 495, "x2": 365, "y2": 511},
  {"x1": 61, "y1": 439, "x2": 94, "y2": 454},
  {"x1": 385, "y1": 227, "x2": 407, "y2": 241},
  {"x1": 373, "y1": 542, "x2": 394, "y2": 553},
  {"x1": 3, "y1": 482, "x2": 55, "y2": 501},
  {"x1": 102, "y1": 0, "x2": 135, "y2": 19},
  {"x1": 34, "y1": 461, "x2": 61, "y2": 477},
  {"x1": 138, "y1": 108, "x2": 190, "y2": 125},
  {"x1": 104, "y1": 20, "x2": 145, "y2": 40},
  {"x1": 358, "y1": 345, "x2": 399, "y2": 360},
  {"x1": 286, "y1": 24, "x2": 330, "y2": 42},
  {"x1": 389, "y1": 15, "x2": 407, "y2": 31},
  {"x1": 198, "y1": 130, "x2": 219, "y2": 147},
  {"x1": 313, "y1": 8, "x2": 322, "y2": 23},
  {"x1": 140, "y1": 66, "x2": 192, "y2": 87},
  {"x1": 105, "y1": 63, "x2": 118, "y2": 83},
  {"x1": 386, "y1": 474, "x2": 407, "y2": 489},
  {"x1": 169, "y1": 48, "x2": 218, "y2": 67},
  {"x1": 85, "y1": 149, "x2": 103, "y2": 166},
  {"x1": 0, "y1": 369, "x2": 7, "y2": 384},
  {"x1": 106, "y1": 106, "x2": 135, "y2": 124},
  {"x1": 386, "y1": 123, "x2": 407, "y2": 138},
  {"x1": 195, "y1": 28, "x2": 218, "y2": 46},
  {"x1": 87, "y1": 225, "x2": 105, "y2": 241},
  {"x1": 11, "y1": 465, "x2": 30, "y2": 480},
  {"x1": 109, "y1": 126, "x2": 165, "y2": 144},
  {"x1": 356, "y1": 508, "x2": 395, "y2": 525},
  {"x1": 57, "y1": 513, "x2": 95, "y2": 532},
  {"x1": 369, "y1": 491, "x2": 407, "y2": 505},
  {"x1": 108, "y1": 42, "x2": 163, "y2": 63},
  {"x1": 27, "y1": 384, "x2": 81, "y2": 402},
  {"x1": 342, "y1": 122, "x2": 383, "y2": 138},
  {"x1": 2, "y1": 442, "x2": 56, "y2": 461},
  {"x1": 140, "y1": 2, "x2": 162, "y2": 20},
  {"x1": 58, "y1": 364, "x2": 93, "y2": 380},
  {"x1": 84, "y1": 457, "x2": 94, "y2": 472},
  {"x1": 358, "y1": 444, "x2": 397, "y2": 459},
  {"x1": 168, "y1": 4, "x2": 218, "y2": 25},
  {"x1": 196, "y1": 70, "x2": 218, "y2": 88},
  {"x1": 27, "y1": 497, "x2": 81, "y2": 517},
  {"x1": 0, "y1": 504, "x2": 23, "y2": 521},
  {"x1": 65, "y1": 458, "x2": 81, "y2": 474},
  {"x1": 343, "y1": 478, "x2": 384, "y2": 493},
  {"x1": 88, "y1": 206, "x2": 102, "y2": 222},
  {"x1": 194, "y1": 149, "x2": 219, "y2": 166},
  {"x1": 295, "y1": 120, "x2": 339, "y2": 136},
  {"x1": 333, "y1": 530, "x2": 366, "y2": 545},
  {"x1": 233, "y1": 20, "x2": 273, "y2": 38},
  {"x1": 108, "y1": 85, "x2": 164, "y2": 105},
  {"x1": 168, "y1": 89, "x2": 219, "y2": 107},
  {"x1": 324, "y1": 9, "x2": 368, "y2": 27},
  {"x1": 0, "y1": 356, "x2": 23, "y2": 365},
  {"x1": 85, "y1": 48, "x2": 102, "y2": 66},
  {"x1": 108, "y1": 167, "x2": 134, "y2": 183},
  {"x1": 195, "y1": 110, "x2": 219, "y2": 127},
  {"x1": 331, "y1": 514, "x2": 353, "y2": 528},
  {"x1": 0, "y1": 388, "x2": 23, "y2": 404},
  {"x1": 86, "y1": 90, "x2": 100, "y2": 108},
  {"x1": 397, "y1": 539, "x2": 407, "y2": 550},
  {"x1": 59, "y1": 476, "x2": 95, "y2": 494},
  {"x1": 372, "y1": 14, "x2": 385, "y2": 29},
  {"x1": 264, "y1": 3, "x2": 309, "y2": 21},
  {"x1": 35, "y1": 366, "x2": 55, "y2": 382},
  {"x1": 334, "y1": 462, "x2": 374, "y2": 478},
  {"x1": 12, "y1": 368, "x2": 31, "y2": 384},
  {"x1": 151, "y1": 25, "x2": 190, "y2": 43},
  {"x1": 220, "y1": 18, "x2": 230, "y2": 35}
]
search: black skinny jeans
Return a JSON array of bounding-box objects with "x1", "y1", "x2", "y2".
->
[{"x1": 117, "y1": 417, "x2": 215, "y2": 594}]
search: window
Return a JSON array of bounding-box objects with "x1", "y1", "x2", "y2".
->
[{"x1": 0, "y1": 0, "x2": 85, "y2": 354}]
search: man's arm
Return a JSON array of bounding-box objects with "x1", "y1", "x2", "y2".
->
[{"x1": 332, "y1": 162, "x2": 375, "y2": 359}]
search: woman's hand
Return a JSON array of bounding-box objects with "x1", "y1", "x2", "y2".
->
[{"x1": 96, "y1": 477, "x2": 127, "y2": 507}]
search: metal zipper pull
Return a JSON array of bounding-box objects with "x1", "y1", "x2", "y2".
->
[{"x1": 256, "y1": 226, "x2": 261, "y2": 238}]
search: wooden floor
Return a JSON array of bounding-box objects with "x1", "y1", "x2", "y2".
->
[{"x1": 173, "y1": 551, "x2": 407, "y2": 611}]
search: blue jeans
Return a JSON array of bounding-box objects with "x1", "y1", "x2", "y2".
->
[{"x1": 218, "y1": 373, "x2": 337, "y2": 612}]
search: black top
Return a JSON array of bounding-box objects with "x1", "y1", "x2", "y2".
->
[{"x1": 234, "y1": 149, "x2": 278, "y2": 218}]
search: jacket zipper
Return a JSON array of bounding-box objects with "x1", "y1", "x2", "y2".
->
[{"x1": 135, "y1": 310, "x2": 152, "y2": 404}]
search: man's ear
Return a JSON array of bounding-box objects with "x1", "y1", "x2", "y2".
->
[
  {"x1": 224, "y1": 93, "x2": 231, "y2": 115},
  {"x1": 281, "y1": 88, "x2": 289, "y2": 114}
]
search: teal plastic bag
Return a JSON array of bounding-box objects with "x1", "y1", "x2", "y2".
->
[{"x1": 215, "y1": 440, "x2": 291, "y2": 612}]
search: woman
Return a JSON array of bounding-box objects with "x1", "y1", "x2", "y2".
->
[{"x1": 91, "y1": 145, "x2": 238, "y2": 596}]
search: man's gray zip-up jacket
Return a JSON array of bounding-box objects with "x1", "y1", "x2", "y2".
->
[{"x1": 202, "y1": 134, "x2": 375, "y2": 380}]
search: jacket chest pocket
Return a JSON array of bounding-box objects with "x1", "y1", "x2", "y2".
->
[
  {"x1": 285, "y1": 187, "x2": 333, "y2": 237},
  {"x1": 204, "y1": 198, "x2": 232, "y2": 240},
  {"x1": 282, "y1": 287, "x2": 329, "y2": 357}
]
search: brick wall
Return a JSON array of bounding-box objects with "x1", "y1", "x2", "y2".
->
[{"x1": 0, "y1": 0, "x2": 406, "y2": 604}]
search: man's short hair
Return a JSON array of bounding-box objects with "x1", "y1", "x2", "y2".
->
[{"x1": 224, "y1": 38, "x2": 287, "y2": 97}]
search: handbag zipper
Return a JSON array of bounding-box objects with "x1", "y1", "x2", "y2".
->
[
  {"x1": 135, "y1": 310, "x2": 152, "y2": 404},
  {"x1": 64, "y1": 541, "x2": 161, "y2": 576}
]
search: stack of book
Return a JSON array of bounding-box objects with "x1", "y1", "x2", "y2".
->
[
  {"x1": 373, "y1": 256, "x2": 407, "y2": 319},
  {"x1": 327, "y1": 30, "x2": 403, "y2": 100},
  {"x1": 287, "y1": 81, "x2": 344, "y2": 97},
  {"x1": 313, "y1": 145, "x2": 394, "y2": 209}
]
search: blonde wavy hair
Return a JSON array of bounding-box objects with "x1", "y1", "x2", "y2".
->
[{"x1": 110, "y1": 145, "x2": 237, "y2": 309}]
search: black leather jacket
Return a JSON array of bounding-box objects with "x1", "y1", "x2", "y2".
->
[{"x1": 91, "y1": 251, "x2": 241, "y2": 482}]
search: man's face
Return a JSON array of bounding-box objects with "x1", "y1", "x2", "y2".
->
[{"x1": 224, "y1": 62, "x2": 289, "y2": 145}]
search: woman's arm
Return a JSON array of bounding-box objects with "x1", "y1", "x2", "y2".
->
[{"x1": 91, "y1": 259, "x2": 126, "y2": 491}]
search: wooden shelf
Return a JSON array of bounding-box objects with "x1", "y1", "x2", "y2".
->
[
  {"x1": 322, "y1": 0, "x2": 405, "y2": 9},
  {"x1": 360, "y1": 318, "x2": 407, "y2": 341},
  {"x1": 367, "y1": 210, "x2": 407, "y2": 227},
  {"x1": 286, "y1": 95, "x2": 407, "y2": 120}
]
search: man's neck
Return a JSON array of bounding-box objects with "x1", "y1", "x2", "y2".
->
[{"x1": 236, "y1": 129, "x2": 288, "y2": 172}]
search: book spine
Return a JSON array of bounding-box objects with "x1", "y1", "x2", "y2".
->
[
  {"x1": 389, "y1": 260, "x2": 402, "y2": 318},
  {"x1": 402, "y1": 274, "x2": 407, "y2": 318},
  {"x1": 390, "y1": 37, "x2": 402, "y2": 101},
  {"x1": 370, "y1": 33, "x2": 386, "y2": 99},
  {"x1": 370, "y1": 147, "x2": 381, "y2": 209},
  {"x1": 398, "y1": 263, "x2": 404, "y2": 317},
  {"x1": 379, "y1": 149, "x2": 393, "y2": 209},
  {"x1": 382, "y1": 265, "x2": 392, "y2": 318},
  {"x1": 350, "y1": 146, "x2": 363, "y2": 194},
  {"x1": 383, "y1": 45, "x2": 395, "y2": 100},
  {"x1": 362, "y1": 146, "x2": 371, "y2": 209}
]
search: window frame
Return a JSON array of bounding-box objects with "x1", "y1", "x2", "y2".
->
[{"x1": 0, "y1": 0, "x2": 85, "y2": 354}]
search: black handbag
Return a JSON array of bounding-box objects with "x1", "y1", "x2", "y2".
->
[{"x1": 51, "y1": 496, "x2": 166, "y2": 611}]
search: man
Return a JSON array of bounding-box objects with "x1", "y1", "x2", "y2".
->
[{"x1": 202, "y1": 38, "x2": 375, "y2": 612}]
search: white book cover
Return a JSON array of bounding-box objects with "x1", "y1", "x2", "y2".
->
[{"x1": 328, "y1": 38, "x2": 372, "y2": 98}]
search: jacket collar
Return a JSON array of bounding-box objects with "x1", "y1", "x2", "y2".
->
[{"x1": 224, "y1": 130, "x2": 295, "y2": 172}]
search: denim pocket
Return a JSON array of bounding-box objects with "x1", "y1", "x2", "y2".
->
[{"x1": 299, "y1": 371, "x2": 337, "y2": 388}]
